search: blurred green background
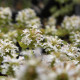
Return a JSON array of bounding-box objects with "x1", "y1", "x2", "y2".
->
[{"x1": 0, "y1": 0, "x2": 80, "y2": 25}]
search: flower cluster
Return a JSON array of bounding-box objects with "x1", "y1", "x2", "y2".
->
[
  {"x1": 21, "y1": 28, "x2": 44, "y2": 48},
  {"x1": 42, "y1": 36, "x2": 62, "y2": 53},
  {"x1": 0, "y1": 39, "x2": 18, "y2": 57},
  {"x1": 62, "y1": 15, "x2": 80, "y2": 31},
  {"x1": 70, "y1": 31, "x2": 80, "y2": 47},
  {"x1": 52, "y1": 61, "x2": 80, "y2": 80},
  {"x1": 0, "y1": 7, "x2": 12, "y2": 25},
  {"x1": 16, "y1": 58, "x2": 56, "y2": 80},
  {"x1": 47, "y1": 16, "x2": 56, "y2": 26},
  {"x1": 6, "y1": 58, "x2": 80, "y2": 80},
  {"x1": 3, "y1": 30, "x2": 18, "y2": 43},
  {"x1": 0, "y1": 39, "x2": 19, "y2": 75},
  {"x1": 0, "y1": 7, "x2": 80, "y2": 80},
  {"x1": 16, "y1": 8, "x2": 41, "y2": 28},
  {"x1": 45, "y1": 16, "x2": 57, "y2": 36},
  {"x1": 59, "y1": 44, "x2": 80, "y2": 61}
]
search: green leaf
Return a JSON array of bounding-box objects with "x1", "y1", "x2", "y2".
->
[{"x1": 19, "y1": 41, "x2": 27, "y2": 49}]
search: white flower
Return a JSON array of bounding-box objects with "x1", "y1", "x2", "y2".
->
[
  {"x1": 62, "y1": 15, "x2": 80, "y2": 30},
  {"x1": 42, "y1": 36, "x2": 62, "y2": 52},
  {"x1": 70, "y1": 31, "x2": 80, "y2": 46},
  {"x1": 21, "y1": 28, "x2": 44, "y2": 48},
  {"x1": 16, "y1": 8, "x2": 41, "y2": 28},
  {"x1": 0, "y1": 7, "x2": 12, "y2": 24},
  {"x1": 5, "y1": 48, "x2": 10, "y2": 53}
]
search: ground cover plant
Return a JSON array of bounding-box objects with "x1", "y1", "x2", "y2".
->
[{"x1": 0, "y1": 7, "x2": 80, "y2": 80}]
